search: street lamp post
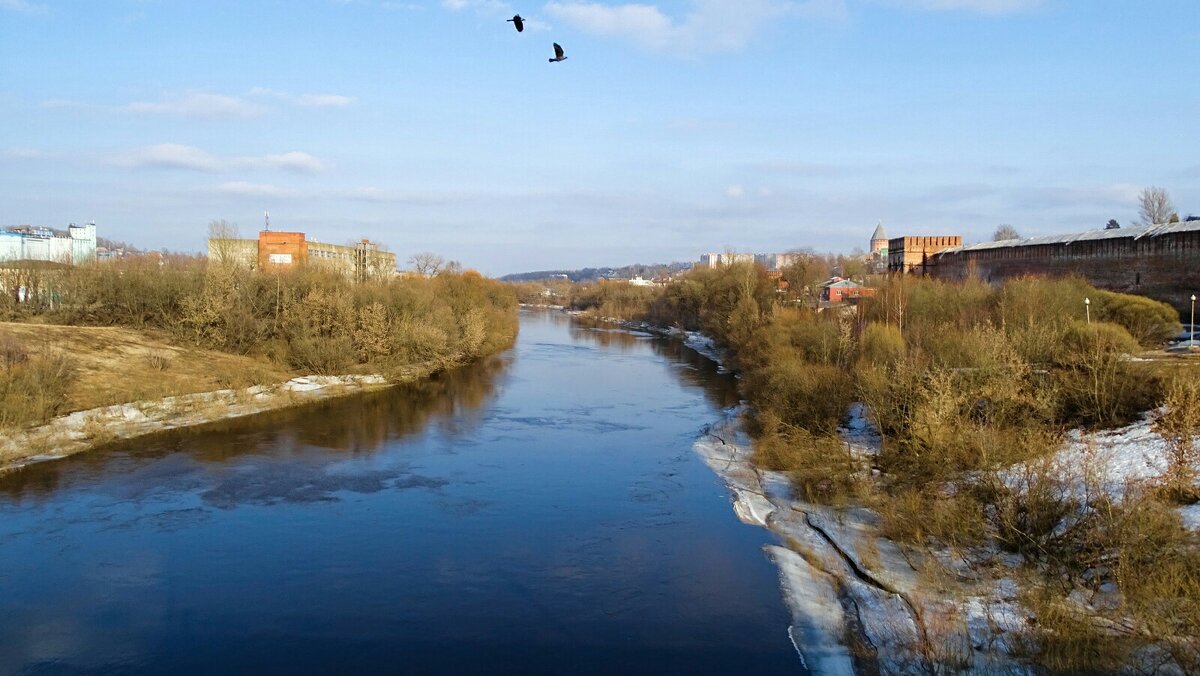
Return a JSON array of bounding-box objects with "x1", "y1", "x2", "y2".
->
[
  {"x1": 1084, "y1": 297, "x2": 1090, "y2": 325},
  {"x1": 1191, "y1": 294, "x2": 1196, "y2": 347}
]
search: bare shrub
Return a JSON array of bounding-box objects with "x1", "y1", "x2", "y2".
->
[
  {"x1": 877, "y1": 488, "x2": 986, "y2": 549},
  {"x1": 1054, "y1": 321, "x2": 1158, "y2": 427},
  {"x1": 1095, "y1": 290, "x2": 1181, "y2": 347},
  {"x1": 985, "y1": 460, "x2": 1084, "y2": 565},
  {"x1": 745, "y1": 359, "x2": 853, "y2": 435},
  {"x1": 0, "y1": 333, "x2": 28, "y2": 368},
  {"x1": 752, "y1": 419, "x2": 865, "y2": 505},
  {"x1": 856, "y1": 322, "x2": 905, "y2": 367},
  {"x1": 1153, "y1": 376, "x2": 1200, "y2": 503},
  {"x1": 0, "y1": 350, "x2": 78, "y2": 429},
  {"x1": 145, "y1": 351, "x2": 171, "y2": 371}
]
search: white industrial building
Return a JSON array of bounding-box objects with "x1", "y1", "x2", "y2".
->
[{"x1": 0, "y1": 222, "x2": 97, "y2": 265}]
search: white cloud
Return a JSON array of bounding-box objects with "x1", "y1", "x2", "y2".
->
[
  {"x1": 876, "y1": 0, "x2": 1044, "y2": 14},
  {"x1": 334, "y1": 0, "x2": 422, "y2": 8},
  {"x1": 2, "y1": 148, "x2": 44, "y2": 160},
  {"x1": 124, "y1": 92, "x2": 266, "y2": 119},
  {"x1": 725, "y1": 184, "x2": 746, "y2": 198},
  {"x1": 247, "y1": 88, "x2": 357, "y2": 108},
  {"x1": 40, "y1": 98, "x2": 86, "y2": 110},
  {"x1": 294, "y1": 94, "x2": 356, "y2": 108},
  {"x1": 343, "y1": 187, "x2": 474, "y2": 204},
  {"x1": 440, "y1": 0, "x2": 553, "y2": 29},
  {"x1": 543, "y1": 0, "x2": 844, "y2": 55},
  {"x1": 441, "y1": 0, "x2": 509, "y2": 11},
  {"x1": 116, "y1": 144, "x2": 225, "y2": 171},
  {"x1": 217, "y1": 182, "x2": 301, "y2": 199},
  {"x1": 114, "y1": 144, "x2": 324, "y2": 173},
  {"x1": 0, "y1": 0, "x2": 45, "y2": 14}
]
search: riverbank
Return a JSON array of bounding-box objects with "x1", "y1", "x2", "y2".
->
[
  {"x1": 0, "y1": 322, "x2": 483, "y2": 474},
  {"x1": 609, "y1": 308, "x2": 1197, "y2": 673},
  {"x1": 0, "y1": 369, "x2": 443, "y2": 475}
]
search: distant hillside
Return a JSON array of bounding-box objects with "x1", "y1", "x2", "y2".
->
[{"x1": 500, "y1": 262, "x2": 693, "y2": 283}]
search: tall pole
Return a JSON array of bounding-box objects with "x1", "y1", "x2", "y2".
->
[
  {"x1": 1191, "y1": 294, "x2": 1196, "y2": 347},
  {"x1": 1084, "y1": 297, "x2": 1090, "y2": 325}
]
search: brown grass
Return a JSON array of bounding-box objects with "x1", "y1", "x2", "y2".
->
[{"x1": 0, "y1": 322, "x2": 289, "y2": 414}]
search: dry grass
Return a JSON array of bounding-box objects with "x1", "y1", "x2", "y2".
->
[{"x1": 0, "y1": 322, "x2": 289, "y2": 414}]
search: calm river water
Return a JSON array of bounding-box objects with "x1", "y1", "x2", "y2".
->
[{"x1": 0, "y1": 310, "x2": 798, "y2": 673}]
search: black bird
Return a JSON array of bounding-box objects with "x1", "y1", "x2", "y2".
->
[
  {"x1": 507, "y1": 14, "x2": 524, "y2": 32},
  {"x1": 549, "y1": 42, "x2": 567, "y2": 63}
]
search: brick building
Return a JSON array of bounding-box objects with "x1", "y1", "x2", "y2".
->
[
  {"x1": 822, "y1": 278, "x2": 876, "y2": 304},
  {"x1": 208, "y1": 230, "x2": 397, "y2": 282},
  {"x1": 258, "y1": 231, "x2": 308, "y2": 269},
  {"x1": 930, "y1": 222, "x2": 1200, "y2": 314}
]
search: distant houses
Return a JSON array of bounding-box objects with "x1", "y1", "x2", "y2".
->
[
  {"x1": 0, "y1": 222, "x2": 97, "y2": 265},
  {"x1": 696, "y1": 252, "x2": 806, "y2": 271}
]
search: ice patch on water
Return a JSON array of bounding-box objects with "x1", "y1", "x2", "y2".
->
[{"x1": 768, "y1": 545, "x2": 856, "y2": 675}]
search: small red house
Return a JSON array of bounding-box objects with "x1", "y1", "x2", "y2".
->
[{"x1": 821, "y1": 278, "x2": 876, "y2": 304}]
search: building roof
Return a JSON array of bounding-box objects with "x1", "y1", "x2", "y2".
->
[
  {"x1": 936, "y1": 221, "x2": 1200, "y2": 257},
  {"x1": 870, "y1": 222, "x2": 887, "y2": 241},
  {"x1": 823, "y1": 279, "x2": 862, "y2": 289}
]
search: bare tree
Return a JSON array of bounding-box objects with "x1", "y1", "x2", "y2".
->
[
  {"x1": 993, "y1": 224, "x2": 1021, "y2": 241},
  {"x1": 207, "y1": 219, "x2": 246, "y2": 267},
  {"x1": 1136, "y1": 186, "x2": 1175, "y2": 226},
  {"x1": 408, "y1": 251, "x2": 445, "y2": 277}
]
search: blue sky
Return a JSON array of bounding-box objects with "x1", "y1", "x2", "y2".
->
[{"x1": 2, "y1": 0, "x2": 1197, "y2": 275}]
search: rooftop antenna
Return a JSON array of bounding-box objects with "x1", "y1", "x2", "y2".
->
[{"x1": 265, "y1": 210, "x2": 270, "y2": 231}]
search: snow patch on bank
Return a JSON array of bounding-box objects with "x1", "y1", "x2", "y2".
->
[
  {"x1": 0, "y1": 374, "x2": 392, "y2": 473},
  {"x1": 1009, "y1": 410, "x2": 1200, "y2": 529}
]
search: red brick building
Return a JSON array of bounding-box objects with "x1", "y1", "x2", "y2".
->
[
  {"x1": 257, "y1": 231, "x2": 308, "y2": 269},
  {"x1": 822, "y1": 278, "x2": 877, "y2": 304}
]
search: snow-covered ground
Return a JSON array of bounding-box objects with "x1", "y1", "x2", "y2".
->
[
  {"x1": 695, "y1": 410, "x2": 1035, "y2": 674},
  {"x1": 1009, "y1": 410, "x2": 1200, "y2": 530}
]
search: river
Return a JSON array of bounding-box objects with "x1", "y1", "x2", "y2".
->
[{"x1": 0, "y1": 309, "x2": 799, "y2": 673}]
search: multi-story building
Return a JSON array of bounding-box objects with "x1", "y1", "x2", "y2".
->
[
  {"x1": 208, "y1": 230, "x2": 397, "y2": 281},
  {"x1": 698, "y1": 252, "x2": 756, "y2": 268},
  {"x1": 0, "y1": 222, "x2": 97, "y2": 265}
]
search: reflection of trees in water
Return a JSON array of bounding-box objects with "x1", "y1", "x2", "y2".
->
[
  {"x1": 647, "y1": 336, "x2": 741, "y2": 410},
  {"x1": 568, "y1": 324, "x2": 643, "y2": 351},
  {"x1": 0, "y1": 354, "x2": 509, "y2": 501},
  {"x1": 568, "y1": 316, "x2": 741, "y2": 411}
]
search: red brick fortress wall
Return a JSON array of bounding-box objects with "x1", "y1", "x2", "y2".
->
[{"x1": 931, "y1": 224, "x2": 1200, "y2": 315}]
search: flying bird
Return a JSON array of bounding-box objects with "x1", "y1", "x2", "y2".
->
[
  {"x1": 507, "y1": 15, "x2": 524, "y2": 32},
  {"x1": 549, "y1": 42, "x2": 567, "y2": 63}
]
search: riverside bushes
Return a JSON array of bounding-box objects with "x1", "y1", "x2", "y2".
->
[
  {"x1": 7, "y1": 257, "x2": 519, "y2": 378},
  {"x1": 601, "y1": 264, "x2": 1194, "y2": 670}
]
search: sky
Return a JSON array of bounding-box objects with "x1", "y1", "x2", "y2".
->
[{"x1": 1, "y1": 0, "x2": 1198, "y2": 276}]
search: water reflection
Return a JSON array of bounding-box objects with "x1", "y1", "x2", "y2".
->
[
  {"x1": 0, "y1": 310, "x2": 797, "y2": 674},
  {"x1": 0, "y1": 353, "x2": 509, "y2": 502}
]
